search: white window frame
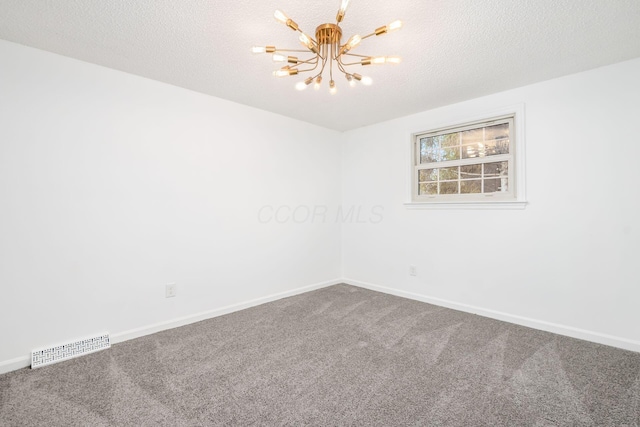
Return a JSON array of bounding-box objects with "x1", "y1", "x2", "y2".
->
[{"x1": 405, "y1": 104, "x2": 527, "y2": 210}]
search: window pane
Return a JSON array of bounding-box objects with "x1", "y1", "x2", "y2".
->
[
  {"x1": 461, "y1": 122, "x2": 510, "y2": 159},
  {"x1": 442, "y1": 147, "x2": 460, "y2": 161},
  {"x1": 484, "y1": 178, "x2": 508, "y2": 193},
  {"x1": 419, "y1": 137, "x2": 438, "y2": 163},
  {"x1": 440, "y1": 133, "x2": 460, "y2": 148},
  {"x1": 485, "y1": 123, "x2": 509, "y2": 142},
  {"x1": 484, "y1": 161, "x2": 508, "y2": 177},
  {"x1": 420, "y1": 137, "x2": 460, "y2": 163},
  {"x1": 439, "y1": 181, "x2": 459, "y2": 194},
  {"x1": 439, "y1": 166, "x2": 458, "y2": 180},
  {"x1": 460, "y1": 164, "x2": 481, "y2": 179},
  {"x1": 461, "y1": 128, "x2": 483, "y2": 145},
  {"x1": 461, "y1": 180, "x2": 482, "y2": 194},
  {"x1": 483, "y1": 137, "x2": 510, "y2": 157},
  {"x1": 419, "y1": 169, "x2": 438, "y2": 182},
  {"x1": 419, "y1": 182, "x2": 437, "y2": 195}
]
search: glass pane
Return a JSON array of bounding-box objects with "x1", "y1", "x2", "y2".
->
[
  {"x1": 420, "y1": 137, "x2": 460, "y2": 163},
  {"x1": 484, "y1": 178, "x2": 508, "y2": 193},
  {"x1": 419, "y1": 137, "x2": 437, "y2": 163},
  {"x1": 484, "y1": 161, "x2": 509, "y2": 177},
  {"x1": 461, "y1": 122, "x2": 510, "y2": 159},
  {"x1": 419, "y1": 182, "x2": 437, "y2": 195},
  {"x1": 483, "y1": 137, "x2": 509, "y2": 157},
  {"x1": 460, "y1": 164, "x2": 481, "y2": 179},
  {"x1": 461, "y1": 128, "x2": 483, "y2": 145},
  {"x1": 440, "y1": 133, "x2": 460, "y2": 148},
  {"x1": 419, "y1": 169, "x2": 438, "y2": 182},
  {"x1": 461, "y1": 180, "x2": 482, "y2": 194},
  {"x1": 439, "y1": 181, "x2": 459, "y2": 194},
  {"x1": 439, "y1": 166, "x2": 458, "y2": 180},
  {"x1": 463, "y1": 145, "x2": 475, "y2": 159},
  {"x1": 442, "y1": 147, "x2": 460, "y2": 161},
  {"x1": 485, "y1": 123, "x2": 509, "y2": 143}
]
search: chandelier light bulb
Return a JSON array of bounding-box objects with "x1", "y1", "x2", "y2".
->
[
  {"x1": 386, "y1": 56, "x2": 401, "y2": 64},
  {"x1": 361, "y1": 76, "x2": 373, "y2": 86},
  {"x1": 299, "y1": 33, "x2": 318, "y2": 53},
  {"x1": 371, "y1": 56, "x2": 386, "y2": 64},
  {"x1": 273, "y1": 68, "x2": 298, "y2": 77},
  {"x1": 336, "y1": 0, "x2": 350, "y2": 22},
  {"x1": 251, "y1": 46, "x2": 266, "y2": 54},
  {"x1": 314, "y1": 76, "x2": 322, "y2": 90},
  {"x1": 340, "y1": 34, "x2": 362, "y2": 55},
  {"x1": 329, "y1": 80, "x2": 337, "y2": 95},
  {"x1": 387, "y1": 20, "x2": 403, "y2": 32},
  {"x1": 274, "y1": 10, "x2": 288, "y2": 24},
  {"x1": 299, "y1": 33, "x2": 311, "y2": 46},
  {"x1": 346, "y1": 34, "x2": 362, "y2": 50},
  {"x1": 295, "y1": 81, "x2": 308, "y2": 91},
  {"x1": 272, "y1": 53, "x2": 287, "y2": 62}
]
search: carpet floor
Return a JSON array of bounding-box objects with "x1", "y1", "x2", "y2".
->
[{"x1": 1, "y1": 284, "x2": 639, "y2": 426}]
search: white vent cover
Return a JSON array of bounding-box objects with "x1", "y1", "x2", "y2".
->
[{"x1": 31, "y1": 333, "x2": 110, "y2": 369}]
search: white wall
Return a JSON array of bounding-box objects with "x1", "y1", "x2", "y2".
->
[
  {"x1": 0, "y1": 40, "x2": 342, "y2": 369},
  {"x1": 342, "y1": 58, "x2": 640, "y2": 350},
  {"x1": 1, "y1": 38, "x2": 638, "y2": 373}
]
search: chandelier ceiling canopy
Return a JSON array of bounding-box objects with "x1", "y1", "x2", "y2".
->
[{"x1": 252, "y1": 0, "x2": 403, "y2": 94}]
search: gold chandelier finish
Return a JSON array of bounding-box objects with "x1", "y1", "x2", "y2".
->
[
  {"x1": 315, "y1": 24, "x2": 342, "y2": 46},
  {"x1": 252, "y1": 1, "x2": 403, "y2": 93}
]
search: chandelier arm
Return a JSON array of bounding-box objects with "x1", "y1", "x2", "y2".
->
[
  {"x1": 297, "y1": 58, "x2": 320, "y2": 65},
  {"x1": 343, "y1": 53, "x2": 371, "y2": 58},
  {"x1": 337, "y1": 60, "x2": 363, "y2": 66},
  {"x1": 330, "y1": 41, "x2": 336, "y2": 81},
  {"x1": 275, "y1": 48, "x2": 313, "y2": 53},
  {"x1": 288, "y1": 57, "x2": 320, "y2": 69},
  {"x1": 318, "y1": 48, "x2": 328, "y2": 77},
  {"x1": 335, "y1": 32, "x2": 376, "y2": 57},
  {"x1": 290, "y1": 64, "x2": 320, "y2": 73},
  {"x1": 336, "y1": 60, "x2": 350, "y2": 75}
]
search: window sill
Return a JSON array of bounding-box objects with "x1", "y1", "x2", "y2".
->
[{"x1": 404, "y1": 200, "x2": 528, "y2": 210}]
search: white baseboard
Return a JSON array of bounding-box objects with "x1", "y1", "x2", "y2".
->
[
  {"x1": 0, "y1": 356, "x2": 31, "y2": 375},
  {"x1": 111, "y1": 278, "x2": 341, "y2": 345},
  {"x1": 344, "y1": 278, "x2": 640, "y2": 353},
  {"x1": 0, "y1": 278, "x2": 341, "y2": 375}
]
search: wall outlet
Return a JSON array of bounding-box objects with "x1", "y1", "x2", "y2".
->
[
  {"x1": 409, "y1": 265, "x2": 417, "y2": 276},
  {"x1": 165, "y1": 283, "x2": 177, "y2": 298}
]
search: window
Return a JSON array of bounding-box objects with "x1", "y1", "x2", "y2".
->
[{"x1": 409, "y1": 111, "x2": 526, "y2": 208}]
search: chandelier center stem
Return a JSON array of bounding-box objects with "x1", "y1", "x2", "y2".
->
[{"x1": 315, "y1": 24, "x2": 342, "y2": 46}]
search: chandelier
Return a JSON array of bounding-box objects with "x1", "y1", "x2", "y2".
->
[{"x1": 252, "y1": 0, "x2": 403, "y2": 94}]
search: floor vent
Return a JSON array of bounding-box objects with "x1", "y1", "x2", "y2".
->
[{"x1": 31, "y1": 333, "x2": 110, "y2": 369}]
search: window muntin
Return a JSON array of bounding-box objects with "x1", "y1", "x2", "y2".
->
[{"x1": 413, "y1": 116, "x2": 515, "y2": 201}]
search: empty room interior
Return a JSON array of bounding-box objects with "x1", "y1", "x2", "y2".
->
[{"x1": 1, "y1": 0, "x2": 639, "y2": 425}]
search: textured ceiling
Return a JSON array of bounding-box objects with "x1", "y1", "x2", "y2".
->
[{"x1": 1, "y1": 0, "x2": 640, "y2": 131}]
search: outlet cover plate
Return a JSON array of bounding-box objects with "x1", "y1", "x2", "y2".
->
[{"x1": 166, "y1": 283, "x2": 177, "y2": 298}]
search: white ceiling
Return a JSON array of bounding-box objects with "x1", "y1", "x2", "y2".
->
[{"x1": 1, "y1": 0, "x2": 639, "y2": 131}]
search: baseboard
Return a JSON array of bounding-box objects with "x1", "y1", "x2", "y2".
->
[
  {"x1": 110, "y1": 278, "x2": 342, "y2": 345},
  {"x1": 0, "y1": 356, "x2": 31, "y2": 375},
  {"x1": 0, "y1": 278, "x2": 342, "y2": 375},
  {"x1": 344, "y1": 278, "x2": 640, "y2": 353}
]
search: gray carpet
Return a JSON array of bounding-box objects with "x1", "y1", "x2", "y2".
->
[{"x1": 1, "y1": 284, "x2": 639, "y2": 426}]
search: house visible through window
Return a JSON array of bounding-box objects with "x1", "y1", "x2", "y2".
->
[{"x1": 412, "y1": 115, "x2": 516, "y2": 203}]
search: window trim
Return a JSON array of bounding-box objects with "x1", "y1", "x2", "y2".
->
[{"x1": 405, "y1": 104, "x2": 527, "y2": 210}]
